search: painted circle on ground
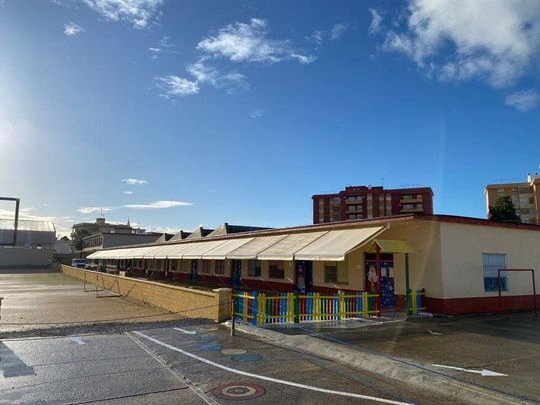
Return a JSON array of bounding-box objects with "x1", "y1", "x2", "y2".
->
[
  {"x1": 212, "y1": 382, "x2": 266, "y2": 401},
  {"x1": 231, "y1": 353, "x2": 262, "y2": 362},
  {"x1": 221, "y1": 348, "x2": 247, "y2": 355},
  {"x1": 199, "y1": 343, "x2": 223, "y2": 352}
]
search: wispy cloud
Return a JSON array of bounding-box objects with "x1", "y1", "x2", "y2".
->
[
  {"x1": 82, "y1": 0, "x2": 164, "y2": 29},
  {"x1": 124, "y1": 191, "x2": 133, "y2": 195},
  {"x1": 250, "y1": 108, "x2": 265, "y2": 119},
  {"x1": 379, "y1": 0, "x2": 540, "y2": 88},
  {"x1": 64, "y1": 21, "x2": 84, "y2": 36},
  {"x1": 77, "y1": 206, "x2": 114, "y2": 214},
  {"x1": 124, "y1": 200, "x2": 193, "y2": 209},
  {"x1": 329, "y1": 23, "x2": 348, "y2": 40},
  {"x1": 505, "y1": 90, "x2": 539, "y2": 112},
  {"x1": 197, "y1": 18, "x2": 316, "y2": 64},
  {"x1": 148, "y1": 35, "x2": 176, "y2": 59},
  {"x1": 154, "y1": 75, "x2": 199, "y2": 97},
  {"x1": 368, "y1": 9, "x2": 382, "y2": 35},
  {"x1": 121, "y1": 178, "x2": 147, "y2": 185}
]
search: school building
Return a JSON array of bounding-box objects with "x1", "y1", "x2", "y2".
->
[{"x1": 87, "y1": 214, "x2": 540, "y2": 316}]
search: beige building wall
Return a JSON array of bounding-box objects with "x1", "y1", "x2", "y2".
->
[{"x1": 440, "y1": 222, "x2": 540, "y2": 299}]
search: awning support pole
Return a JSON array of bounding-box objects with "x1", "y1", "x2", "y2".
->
[
  {"x1": 376, "y1": 246, "x2": 382, "y2": 316},
  {"x1": 405, "y1": 253, "x2": 412, "y2": 315}
]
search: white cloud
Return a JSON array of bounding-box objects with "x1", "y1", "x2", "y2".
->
[
  {"x1": 505, "y1": 90, "x2": 539, "y2": 112},
  {"x1": 197, "y1": 18, "x2": 316, "y2": 64},
  {"x1": 124, "y1": 191, "x2": 133, "y2": 194},
  {"x1": 143, "y1": 225, "x2": 180, "y2": 234},
  {"x1": 148, "y1": 47, "x2": 161, "y2": 59},
  {"x1": 250, "y1": 108, "x2": 265, "y2": 118},
  {"x1": 330, "y1": 23, "x2": 348, "y2": 40},
  {"x1": 154, "y1": 75, "x2": 199, "y2": 97},
  {"x1": 82, "y1": 0, "x2": 164, "y2": 28},
  {"x1": 368, "y1": 9, "x2": 382, "y2": 35},
  {"x1": 121, "y1": 178, "x2": 148, "y2": 185},
  {"x1": 381, "y1": 0, "x2": 540, "y2": 88},
  {"x1": 148, "y1": 36, "x2": 176, "y2": 59},
  {"x1": 309, "y1": 30, "x2": 324, "y2": 45},
  {"x1": 64, "y1": 21, "x2": 84, "y2": 36},
  {"x1": 124, "y1": 200, "x2": 193, "y2": 209},
  {"x1": 77, "y1": 206, "x2": 114, "y2": 214}
]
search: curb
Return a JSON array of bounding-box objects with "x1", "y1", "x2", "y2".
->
[{"x1": 226, "y1": 321, "x2": 530, "y2": 405}]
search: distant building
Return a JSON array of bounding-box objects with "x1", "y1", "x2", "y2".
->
[
  {"x1": 80, "y1": 232, "x2": 163, "y2": 258},
  {"x1": 485, "y1": 173, "x2": 540, "y2": 225},
  {"x1": 0, "y1": 219, "x2": 55, "y2": 268},
  {"x1": 312, "y1": 186, "x2": 434, "y2": 224},
  {"x1": 72, "y1": 217, "x2": 141, "y2": 236}
]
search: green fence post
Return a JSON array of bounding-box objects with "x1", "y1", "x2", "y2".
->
[{"x1": 294, "y1": 292, "x2": 299, "y2": 323}]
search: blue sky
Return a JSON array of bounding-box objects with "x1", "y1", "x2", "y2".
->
[{"x1": 1, "y1": 0, "x2": 539, "y2": 236}]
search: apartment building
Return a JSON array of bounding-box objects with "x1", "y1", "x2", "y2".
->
[
  {"x1": 485, "y1": 173, "x2": 540, "y2": 225},
  {"x1": 312, "y1": 186, "x2": 434, "y2": 224}
]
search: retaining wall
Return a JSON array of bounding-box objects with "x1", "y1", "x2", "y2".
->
[{"x1": 61, "y1": 265, "x2": 232, "y2": 322}]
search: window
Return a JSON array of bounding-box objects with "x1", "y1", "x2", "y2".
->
[
  {"x1": 483, "y1": 253, "x2": 508, "y2": 292},
  {"x1": 214, "y1": 260, "x2": 225, "y2": 275},
  {"x1": 248, "y1": 260, "x2": 261, "y2": 277},
  {"x1": 201, "y1": 260, "x2": 210, "y2": 273},
  {"x1": 324, "y1": 264, "x2": 338, "y2": 283},
  {"x1": 269, "y1": 261, "x2": 284, "y2": 279}
]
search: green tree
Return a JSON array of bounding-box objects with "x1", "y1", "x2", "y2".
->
[
  {"x1": 70, "y1": 228, "x2": 91, "y2": 257},
  {"x1": 489, "y1": 196, "x2": 521, "y2": 224}
]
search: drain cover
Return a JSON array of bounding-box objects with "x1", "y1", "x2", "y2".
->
[
  {"x1": 199, "y1": 343, "x2": 222, "y2": 352},
  {"x1": 212, "y1": 382, "x2": 266, "y2": 401},
  {"x1": 231, "y1": 353, "x2": 262, "y2": 362}
]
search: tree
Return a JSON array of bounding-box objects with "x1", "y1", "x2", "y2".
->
[
  {"x1": 489, "y1": 196, "x2": 521, "y2": 224},
  {"x1": 70, "y1": 228, "x2": 91, "y2": 257}
]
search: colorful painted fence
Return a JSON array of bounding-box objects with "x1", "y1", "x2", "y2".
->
[
  {"x1": 410, "y1": 288, "x2": 426, "y2": 315},
  {"x1": 233, "y1": 291, "x2": 379, "y2": 325}
]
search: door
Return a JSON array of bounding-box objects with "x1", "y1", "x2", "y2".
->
[
  {"x1": 295, "y1": 261, "x2": 313, "y2": 293},
  {"x1": 190, "y1": 260, "x2": 198, "y2": 281},
  {"x1": 365, "y1": 253, "x2": 395, "y2": 308},
  {"x1": 231, "y1": 260, "x2": 241, "y2": 287}
]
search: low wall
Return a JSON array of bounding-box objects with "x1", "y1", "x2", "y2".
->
[
  {"x1": 61, "y1": 265, "x2": 232, "y2": 322},
  {"x1": 0, "y1": 247, "x2": 53, "y2": 268}
]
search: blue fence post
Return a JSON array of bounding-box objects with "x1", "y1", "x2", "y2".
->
[
  {"x1": 357, "y1": 291, "x2": 362, "y2": 318},
  {"x1": 252, "y1": 291, "x2": 258, "y2": 325}
]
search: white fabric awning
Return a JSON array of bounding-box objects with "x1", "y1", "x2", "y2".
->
[
  {"x1": 181, "y1": 240, "x2": 229, "y2": 259},
  {"x1": 226, "y1": 234, "x2": 288, "y2": 259},
  {"x1": 257, "y1": 231, "x2": 328, "y2": 261},
  {"x1": 157, "y1": 242, "x2": 205, "y2": 259},
  {"x1": 131, "y1": 246, "x2": 162, "y2": 259},
  {"x1": 294, "y1": 226, "x2": 385, "y2": 261},
  {"x1": 202, "y1": 238, "x2": 253, "y2": 260}
]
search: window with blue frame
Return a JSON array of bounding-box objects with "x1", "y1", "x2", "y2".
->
[{"x1": 482, "y1": 253, "x2": 508, "y2": 292}]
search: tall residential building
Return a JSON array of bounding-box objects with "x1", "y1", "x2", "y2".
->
[
  {"x1": 312, "y1": 185, "x2": 434, "y2": 224},
  {"x1": 485, "y1": 173, "x2": 540, "y2": 225}
]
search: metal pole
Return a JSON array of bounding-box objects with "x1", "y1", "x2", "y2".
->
[
  {"x1": 230, "y1": 298, "x2": 236, "y2": 336},
  {"x1": 376, "y1": 246, "x2": 382, "y2": 316},
  {"x1": 13, "y1": 199, "x2": 19, "y2": 246},
  {"x1": 405, "y1": 253, "x2": 411, "y2": 315},
  {"x1": 532, "y1": 270, "x2": 537, "y2": 317},
  {"x1": 497, "y1": 269, "x2": 502, "y2": 315},
  {"x1": 0, "y1": 297, "x2": 3, "y2": 322}
]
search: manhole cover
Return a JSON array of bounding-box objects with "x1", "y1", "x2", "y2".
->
[
  {"x1": 199, "y1": 343, "x2": 222, "y2": 352},
  {"x1": 212, "y1": 382, "x2": 266, "y2": 401},
  {"x1": 221, "y1": 348, "x2": 247, "y2": 356},
  {"x1": 231, "y1": 353, "x2": 262, "y2": 362}
]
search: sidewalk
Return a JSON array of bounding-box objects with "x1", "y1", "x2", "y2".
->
[{"x1": 227, "y1": 316, "x2": 539, "y2": 405}]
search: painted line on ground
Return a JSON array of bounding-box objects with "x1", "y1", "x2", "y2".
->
[
  {"x1": 173, "y1": 327, "x2": 197, "y2": 335},
  {"x1": 70, "y1": 336, "x2": 85, "y2": 345},
  {"x1": 133, "y1": 330, "x2": 413, "y2": 405},
  {"x1": 125, "y1": 332, "x2": 218, "y2": 405}
]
